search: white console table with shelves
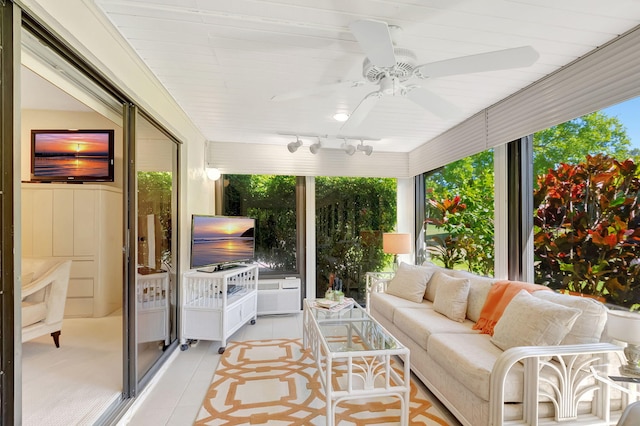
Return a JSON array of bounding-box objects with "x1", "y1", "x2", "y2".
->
[{"x1": 180, "y1": 264, "x2": 258, "y2": 353}]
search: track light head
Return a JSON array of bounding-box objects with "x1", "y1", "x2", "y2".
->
[
  {"x1": 357, "y1": 140, "x2": 373, "y2": 156},
  {"x1": 287, "y1": 137, "x2": 303, "y2": 153},
  {"x1": 342, "y1": 139, "x2": 356, "y2": 155},
  {"x1": 309, "y1": 137, "x2": 322, "y2": 154}
]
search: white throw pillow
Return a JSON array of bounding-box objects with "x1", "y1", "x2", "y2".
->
[
  {"x1": 385, "y1": 262, "x2": 433, "y2": 303},
  {"x1": 433, "y1": 272, "x2": 470, "y2": 322},
  {"x1": 491, "y1": 290, "x2": 581, "y2": 351},
  {"x1": 532, "y1": 291, "x2": 607, "y2": 345},
  {"x1": 422, "y1": 263, "x2": 454, "y2": 301},
  {"x1": 452, "y1": 269, "x2": 496, "y2": 323}
]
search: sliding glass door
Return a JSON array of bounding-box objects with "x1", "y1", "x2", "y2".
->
[
  {"x1": 134, "y1": 114, "x2": 179, "y2": 383},
  {"x1": 0, "y1": 1, "x2": 16, "y2": 424}
]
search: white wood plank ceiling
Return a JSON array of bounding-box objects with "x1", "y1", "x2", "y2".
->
[{"x1": 94, "y1": 0, "x2": 640, "y2": 153}]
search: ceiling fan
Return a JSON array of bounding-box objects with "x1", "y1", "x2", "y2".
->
[{"x1": 271, "y1": 19, "x2": 539, "y2": 131}]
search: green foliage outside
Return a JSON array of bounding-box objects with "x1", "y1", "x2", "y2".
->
[
  {"x1": 223, "y1": 175, "x2": 298, "y2": 272},
  {"x1": 533, "y1": 154, "x2": 640, "y2": 309},
  {"x1": 422, "y1": 109, "x2": 640, "y2": 309},
  {"x1": 315, "y1": 177, "x2": 397, "y2": 304},
  {"x1": 423, "y1": 150, "x2": 495, "y2": 276},
  {"x1": 532, "y1": 112, "x2": 640, "y2": 309},
  {"x1": 137, "y1": 171, "x2": 173, "y2": 267},
  {"x1": 533, "y1": 111, "x2": 639, "y2": 179},
  {"x1": 222, "y1": 175, "x2": 397, "y2": 304}
]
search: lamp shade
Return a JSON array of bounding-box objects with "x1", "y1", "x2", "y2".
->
[
  {"x1": 382, "y1": 233, "x2": 411, "y2": 255},
  {"x1": 607, "y1": 310, "x2": 640, "y2": 345}
]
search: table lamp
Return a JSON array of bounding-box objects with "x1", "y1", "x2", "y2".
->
[
  {"x1": 382, "y1": 233, "x2": 411, "y2": 271},
  {"x1": 607, "y1": 310, "x2": 640, "y2": 377}
]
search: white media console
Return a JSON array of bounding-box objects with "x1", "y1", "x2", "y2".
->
[{"x1": 257, "y1": 277, "x2": 301, "y2": 315}]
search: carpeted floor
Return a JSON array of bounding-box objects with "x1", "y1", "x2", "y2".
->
[
  {"x1": 21, "y1": 313, "x2": 123, "y2": 426},
  {"x1": 195, "y1": 338, "x2": 451, "y2": 425}
]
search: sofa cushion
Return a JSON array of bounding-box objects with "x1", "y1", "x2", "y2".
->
[
  {"x1": 369, "y1": 291, "x2": 431, "y2": 323},
  {"x1": 491, "y1": 290, "x2": 581, "y2": 351},
  {"x1": 433, "y1": 272, "x2": 470, "y2": 322},
  {"x1": 385, "y1": 262, "x2": 433, "y2": 303},
  {"x1": 428, "y1": 333, "x2": 584, "y2": 404},
  {"x1": 423, "y1": 263, "x2": 454, "y2": 301},
  {"x1": 427, "y1": 333, "x2": 524, "y2": 402},
  {"x1": 452, "y1": 270, "x2": 496, "y2": 323},
  {"x1": 532, "y1": 290, "x2": 607, "y2": 345},
  {"x1": 393, "y1": 307, "x2": 476, "y2": 350},
  {"x1": 473, "y1": 281, "x2": 551, "y2": 335}
]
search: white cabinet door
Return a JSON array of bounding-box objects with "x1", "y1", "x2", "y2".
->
[
  {"x1": 73, "y1": 190, "x2": 96, "y2": 255},
  {"x1": 53, "y1": 189, "x2": 74, "y2": 256}
]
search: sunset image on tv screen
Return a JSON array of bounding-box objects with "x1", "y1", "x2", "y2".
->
[
  {"x1": 191, "y1": 216, "x2": 255, "y2": 267},
  {"x1": 32, "y1": 131, "x2": 111, "y2": 178}
]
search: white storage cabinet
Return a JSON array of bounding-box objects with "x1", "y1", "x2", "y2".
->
[
  {"x1": 181, "y1": 265, "x2": 258, "y2": 353},
  {"x1": 22, "y1": 183, "x2": 123, "y2": 318}
]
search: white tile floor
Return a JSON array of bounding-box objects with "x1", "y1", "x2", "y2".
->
[
  {"x1": 121, "y1": 312, "x2": 460, "y2": 426},
  {"x1": 121, "y1": 313, "x2": 304, "y2": 425}
]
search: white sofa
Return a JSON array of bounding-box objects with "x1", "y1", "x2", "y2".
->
[
  {"x1": 21, "y1": 257, "x2": 72, "y2": 347},
  {"x1": 368, "y1": 262, "x2": 625, "y2": 426}
]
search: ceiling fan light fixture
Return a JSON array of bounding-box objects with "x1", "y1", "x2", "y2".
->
[
  {"x1": 333, "y1": 112, "x2": 350, "y2": 122},
  {"x1": 309, "y1": 138, "x2": 322, "y2": 154},
  {"x1": 287, "y1": 137, "x2": 303, "y2": 153}
]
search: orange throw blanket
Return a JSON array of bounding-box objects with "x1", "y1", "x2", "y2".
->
[{"x1": 472, "y1": 280, "x2": 551, "y2": 335}]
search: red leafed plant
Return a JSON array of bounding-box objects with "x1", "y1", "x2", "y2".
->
[
  {"x1": 534, "y1": 154, "x2": 640, "y2": 307},
  {"x1": 424, "y1": 196, "x2": 469, "y2": 269}
]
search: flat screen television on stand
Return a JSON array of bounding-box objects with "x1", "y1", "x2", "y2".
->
[
  {"x1": 190, "y1": 215, "x2": 256, "y2": 272},
  {"x1": 30, "y1": 129, "x2": 115, "y2": 183}
]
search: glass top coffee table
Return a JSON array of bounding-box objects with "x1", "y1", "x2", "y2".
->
[{"x1": 303, "y1": 298, "x2": 410, "y2": 426}]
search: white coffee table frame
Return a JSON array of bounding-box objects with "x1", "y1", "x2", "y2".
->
[{"x1": 303, "y1": 298, "x2": 410, "y2": 426}]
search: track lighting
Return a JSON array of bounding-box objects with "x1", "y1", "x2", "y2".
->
[
  {"x1": 357, "y1": 140, "x2": 373, "y2": 156},
  {"x1": 287, "y1": 137, "x2": 303, "y2": 153},
  {"x1": 309, "y1": 137, "x2": 322, "y2": 154},
  {"x1": 282, "y1": 134, "x2": 375, "y2": 156},
  {"x1": 342, "y1": 139, "x2": 356, "y2": 155}
]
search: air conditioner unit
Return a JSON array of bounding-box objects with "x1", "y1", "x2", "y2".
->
[{"x1": 257, "y1": 277, "x2": 301, "y2": 315}]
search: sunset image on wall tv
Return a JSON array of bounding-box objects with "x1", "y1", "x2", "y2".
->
[{"x1": 31, "y1": 129, "x2": 114, "y2": 182}]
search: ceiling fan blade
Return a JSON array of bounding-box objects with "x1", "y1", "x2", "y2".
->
[
  {"x1": 415, "y1": 46, "x2": 539, "y2": 79},
  {"x1": 349, "y1": 19, "x2": 396, "y2": 68},
  {"x1": 271, "y1": 80, "x2": 363, "y2": 102},
  {"x1": 406, "y1": 88, "x2": 460, "y2": 119},
  {"x1": 341, "y1": 92, "x2": 382, "y2": 131}
]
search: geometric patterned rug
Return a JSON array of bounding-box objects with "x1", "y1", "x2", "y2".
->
[{"x1": 195, "y1": 338, "x2": 452, "y2": 425}]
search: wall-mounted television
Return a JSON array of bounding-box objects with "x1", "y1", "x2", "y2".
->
[
  {"x1": 30, "y1": 129, "x2": 115, "y2": 183},
  {"x1": 190, "y1": 215, "x2": 256, "y2": 271}
]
